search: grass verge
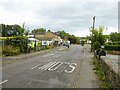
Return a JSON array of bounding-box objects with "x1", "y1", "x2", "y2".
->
[{"x1": 92, "y1": 57, "x2": 112, "y2": 89}]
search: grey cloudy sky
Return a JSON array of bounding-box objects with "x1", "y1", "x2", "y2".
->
[{"x1": 0, "y1": 0, "x2": 119, "y2": 37}]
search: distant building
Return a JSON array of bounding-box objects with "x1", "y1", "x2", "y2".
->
[{"x1": 35, "y1": 31, "x2": 62, "y2": 46}]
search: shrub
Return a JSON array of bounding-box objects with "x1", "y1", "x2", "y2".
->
[
  {"x1": 1, "y1": 36, "x2": 28, "y2": 53},
  {"x1": 3, "y1": 45, "x2": 20, "y2": 56},
  {"x1": 104, "y1": 45, "x2": 120, "y2": 51},
  {"x1": 92, "y1": 41, "x2": 101, "y2": 50}
]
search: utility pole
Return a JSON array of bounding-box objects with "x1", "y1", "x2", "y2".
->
[
  {"x1": 91, "y1": 16, "x2": 95, "y2": 52},
  {"x1": 92, "y1": 16, "x2": 95, "y2": 31}
]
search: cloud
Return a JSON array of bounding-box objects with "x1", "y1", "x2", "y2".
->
[{"x1": 0, "y1": 0, "x2": 118, "y2": 37}]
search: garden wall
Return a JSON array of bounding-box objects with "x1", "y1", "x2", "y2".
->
[{"x1": 97, "y1": 56, "x2": 120, "y2": 89}]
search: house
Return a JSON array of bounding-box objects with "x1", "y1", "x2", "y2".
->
[{"x1": 35, "y1": 31, "x2": 62, "y2": 46}]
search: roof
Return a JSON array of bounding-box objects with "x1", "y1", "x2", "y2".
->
[{"x1": 35, "y1": 31, "x2": 58, "y2": 41}]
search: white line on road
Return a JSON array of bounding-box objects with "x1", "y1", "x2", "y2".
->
[
  {"x1": 84, "y1": 52, "x2": 85, "y2": 56},
  {"x1": 43, "y1": 53, "x2": 56, "y2": 57},
  {"x1": 31, "y1": 64, "x2": 41, "y2": 70},
  {"x1": 0, "y1": 80, "x2": 8, "y2": 85}
]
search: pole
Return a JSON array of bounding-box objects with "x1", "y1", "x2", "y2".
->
[
  {"x1": 91, "y1": 16, "x2": 96, "y2": 52},
  {"x1": 93, "y1": 16, "x2": 95, "y2": 31}
]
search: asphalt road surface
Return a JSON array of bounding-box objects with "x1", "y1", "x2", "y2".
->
[{"x1": 2, "y1": 45, "x2": 99, "y2": 88}]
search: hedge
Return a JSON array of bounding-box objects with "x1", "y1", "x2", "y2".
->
[
  {"x1": 106, "y1": 42, "x2": 120, "y2": 45},
  {"x1": 1, "y1": 36, "x2": 29, "y2": 55},
  {"x1": 104, "y1": 45, "x2": 120, "y2": 51},
  {"x1": 3, "y1": 45, "x2": 20, "y2": 56}
]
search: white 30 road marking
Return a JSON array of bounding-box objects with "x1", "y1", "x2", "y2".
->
[
  {"x1": 32, "y1": 61, "x2": 77, "y2": 73},
  {"x1": 64, "y1": 63, "x2": 77, "y2": 73},
  {"x1": 39, "y1": 62, "x2": 56, "y2": 70},
  {"x1": 31, "y1": 64, "x2": 41, "y2": 70},
  {"x1": 48, "y1": 62, "x2": 63, "y2": 71},
  {"x1": 0, "y1": 80, "x2": 8, "y2": 85}
]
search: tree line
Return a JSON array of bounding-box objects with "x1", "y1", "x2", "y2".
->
[{"x1": 1, "y1": 24, "x2": 80, "y2": 44}]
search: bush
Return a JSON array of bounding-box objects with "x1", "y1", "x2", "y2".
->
[
  {"x1": 1, "y1": 36, "x2": 28, "y2": 53},
  {"x1": 104, "y1": 45, "x2": 120, "y2": 51},
  {"x1": 92, "y1": 41, "x2": 101, "y2": 50},
  {"x1": 106, "y1": 42, "x2": 120, "y2": 45},
  {"x1": 3, "y1": 45, "x2": 20, "y2": 56}
]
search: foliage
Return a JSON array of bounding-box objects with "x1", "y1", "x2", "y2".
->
[
  {"x1": 1, "y1": 36, "x2": 28, "y2": 53},
  {"x1": 104, "y1": 42, "x2": 120, "y2": 51},
  {"x1": 56, "y1": 30, "x2": 80, "y2": 44},
  {"x1": 92, "y1": 41, "x2": 101, "y2": 50},
  {"x1": 110, "y1": 32, "x2": 120, "y2": 42},
  {"x1": 104, "y1": 45, "x2": 120, "y2": 51},
  {"x1": 0, "y1": 24, "x2": 24, "y2": 37},
  {"x1": 92, "y1": 57, "x2": 112, "y2": 89},
  {"x1": 32, "y1": 28, "x2": 46, "y2": 34},
  {"x1": 90, "y1": 26, "x2": 105, "y2": 45},
  {"x1": 3, "y1": 45, "x2": 20, "y2": 56}
]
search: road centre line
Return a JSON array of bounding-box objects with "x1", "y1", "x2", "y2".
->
[
  {"x1": 31, "y1": 64, "x2": 41, "y2": 70},
  {"x1": 0, "y1": 80, "x2": 8, "y2": 85}
]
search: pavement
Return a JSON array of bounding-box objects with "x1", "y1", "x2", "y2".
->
[
  {"x1": 1, "y1": 48, "x2": 57, "y2": 64},
  {"x1": 1, "y1": 45, "x2": 99, "y2": 88},
  {"x1": 101, "y1": 54, "x2": 119, "y2": 74}
]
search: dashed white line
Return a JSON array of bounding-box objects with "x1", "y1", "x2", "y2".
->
[
  {"x1": 0, "y1": 80, "x2": 8, "y2": 85},
  {"x1": 84, "y1": 52, "x2": 85, "y2": 56},
  {"x1": 31, "y1": 64, "x2": 41, "y2": 70}
]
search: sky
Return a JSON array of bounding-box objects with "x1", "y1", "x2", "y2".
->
[{"x1": 0, "y1": 0, "x2": 119, "y2": 37}]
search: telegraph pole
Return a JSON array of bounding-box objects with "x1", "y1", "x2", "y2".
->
[
  {"x1": 93, "y1": 16, "x2": 95, "y2": 31},
  {"x1": 91, "y1": 16, "x2": 95, "y2": 52}
]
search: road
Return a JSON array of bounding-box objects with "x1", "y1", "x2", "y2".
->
[{"x1": 2, "y1": 45, "x2": 99, "y2": 88}]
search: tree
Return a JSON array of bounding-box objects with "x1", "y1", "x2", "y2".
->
[
  {"x1": 57, "y1": 30, "x2": 80, "y2": 44},
  {"x1": 90, "y1": 26, "x2": 105, "y2": 46},
  {"x1": 0, "y1": 24, "x2": 24, "y2": 37},
  {"x1": 110, "y1": 32, "x2": 120, "y2": 42},
  {"x1": 32, "y1": 28, "x2": 46, "y2": 34}
]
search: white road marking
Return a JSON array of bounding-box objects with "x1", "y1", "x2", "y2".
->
[
  {"x1": 64, "y1": 63, "x2": 77, "y2": 73},
  {"x1": 38, "y1": 62, "x2": 53, "y2": 70},
  {"x1": 0, "y1": 80, "x2": 8, "y2": 85},
  {"x1": 84, "y1": 52, "x2": 85, "y2": 56},
  {"x1": 43, "y1": 53, "x2": 56, "y2": 57},
  {"x1": 36, "y1": 61, "x2": 77, "y2": 74},
  {"x1": 48, "y1": 62, "x2": 63, "y2": 71},
  {"x1": 44, "y1": 62, "x2": 56, "y2": 70},
  {"x1": 39, "y1": 62, "x2": 56, "y2": 70},
  {"x1": 31, "y1": 64, "x2": 41, "y2": 70},
  {"x1": 53, "y1": 62, "x2": 64, "y2": 71}
]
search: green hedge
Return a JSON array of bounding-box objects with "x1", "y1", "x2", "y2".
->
[
  {"x1": 1, "y1": 36, "x2": 28, "y2": 53},
  {"x1": 106, "y1": 42, "x2": 120, "y2": 45},
  {"x1": 104, "y1": 45, "x2": 120, "y2": 51}
]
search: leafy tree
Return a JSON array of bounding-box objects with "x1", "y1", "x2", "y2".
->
[
  {"x1": 32, "y1": 28, "x2": 46, "y2": 34},
  {"x1": 110, "y1": 32, "x2": 120, "y2": 42},
  {"x1": 0, "y1": 24, "x2": 24, "y2": 36},
  {"x1": 90, "y1": 26, "x2": 105, "y2": 46},
  {"x1": 57, "y1": 30, "x2": 80, "y2": 44}
]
